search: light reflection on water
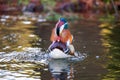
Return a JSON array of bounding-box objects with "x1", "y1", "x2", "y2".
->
[
  {"x1": 0, "y1": 15, "x2": 41, "y2": 52},
  {"x1": 0, "y1": 63, "x2": 41, "y2": 80},
  {"x1": 0, "y1": 15, "x2": 45, "y2": 80}
]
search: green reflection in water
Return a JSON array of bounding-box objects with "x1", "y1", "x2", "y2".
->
[
  {"x1": 100, "y1": 21, "x2": 120, "y2": 80},
  {"x1": 0, "y1": 18, "x2": 40, "y2": 52}
]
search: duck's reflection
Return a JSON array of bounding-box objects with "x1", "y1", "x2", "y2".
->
[{"x1": 48, "y1": 59, "x2": 74, "y2": 80}]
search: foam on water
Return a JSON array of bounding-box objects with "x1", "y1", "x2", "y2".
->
[{"x1": 0, "y1": 47, "x2": 87, "y2": 64}]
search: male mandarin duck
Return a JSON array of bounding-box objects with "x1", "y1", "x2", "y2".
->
[
  {"x1": 50, "y1": 17, "x2": 73, "y2": 44},
  {"x1": 49, "y1": 18, "x2": 75, "y2": 55}
]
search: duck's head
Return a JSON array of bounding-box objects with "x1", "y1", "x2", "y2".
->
[{"x1": 55, "y1": 18, "x2": 68, "y2": 36}]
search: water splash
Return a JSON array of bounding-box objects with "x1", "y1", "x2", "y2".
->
[
  {"x1": 0, "y1": 47, "x2": 87, "y2": 65},
  {"x1": 0, "y1": 47, "x2": 46, "y2": 63}
]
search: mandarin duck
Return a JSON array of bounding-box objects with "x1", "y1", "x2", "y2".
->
[{"x1": 49, "y1": 18, "x2": 75, "y2": 55}]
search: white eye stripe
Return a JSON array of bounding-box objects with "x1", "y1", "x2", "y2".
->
[
  {"x1": 55, "y1": 23, "x2": 68, "y2": 36},
  {"x1": 60, "y1": 24, "x2": 64, "y2": 34},
  {"x1": 60, "y1": 23, "x2": 68, "y2": 34}
]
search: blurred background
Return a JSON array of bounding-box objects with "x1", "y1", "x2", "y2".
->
[
  {"x1": 0, "y1": 0, "x2": 120, "y2": 80},
  {"x1": 0, "y1": 0, "x2": 120, "y2": 20}
]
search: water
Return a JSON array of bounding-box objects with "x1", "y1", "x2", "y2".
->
[
  {"x1": 1, "y1": 15, "x2": 119, "y2": 80},
  {"x1": 0, "y1": 63, "x2": 41, "y2": 80},
  {"x1": 99, "y1": 21, "x2": 120, "y2": 80},
  {"x1": 0, "y1": 49, "x2": 85, "y2": 80}
]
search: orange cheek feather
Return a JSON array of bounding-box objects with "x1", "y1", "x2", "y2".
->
[{"x1": 50, "y1": 29, "x2": 73, "y2": 43}]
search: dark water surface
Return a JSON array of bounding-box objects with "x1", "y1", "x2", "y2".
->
[{"x1": 0, "y1": 15, "x2": 119, "y2": 80}]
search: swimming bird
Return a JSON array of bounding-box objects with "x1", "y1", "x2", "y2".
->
[{"x1": 49, "y1": 18, "x2": 75, "y2": 58}]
